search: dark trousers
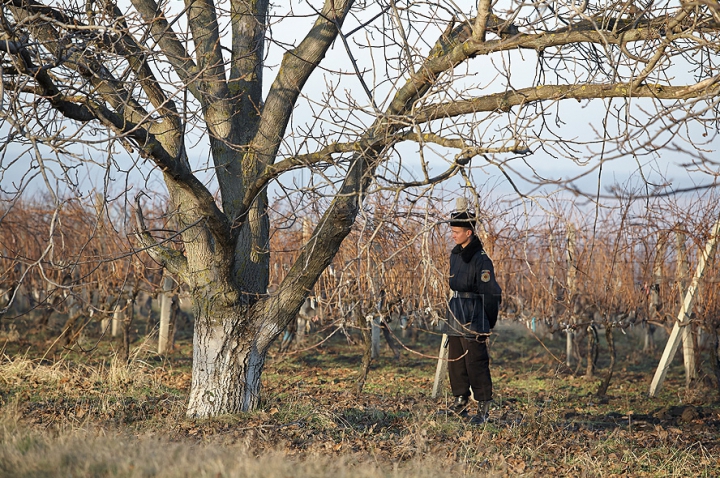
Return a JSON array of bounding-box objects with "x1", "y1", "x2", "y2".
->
[{"x1": 448, "y1": 335, "x2": 492, "y2": 402}]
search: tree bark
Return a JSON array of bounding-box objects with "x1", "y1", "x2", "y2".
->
[
  {"x1": 597, "y1": 325, "x2": 615, "y2": 397},
  {"x1": 643, "y1": 322, "x2": 656, "y2": 353},
  {"x1": 186, "y1": 304, "x2": 269, "y2": 417},
  {"x1": 158, "y1": 275, "x2": 175, "y2": 355},
  {"x1": 585, "y1": 325, "x2": 597, "y2": 379},
  {"x1": 120, "y1": 298, "x2": 134, "y2": 364},
  {"x1": 356, "y1": 318, "x2": 373, "y2": 396},
  {"x1": 710, "y1": 320, "x2": 720, "y2": 398}
]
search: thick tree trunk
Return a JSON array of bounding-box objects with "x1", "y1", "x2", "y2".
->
[{"x1": 186, "y1": 304, "x2": 271, "y2": 418}]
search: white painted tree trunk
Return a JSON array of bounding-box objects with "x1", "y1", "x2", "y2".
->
[
  {"x1": 158, "y1": 275, "x2": 175, "y2": 355},
  {"x1": 296, "y1": 315, "x2": 306, "y2": 345},
  {"x1": 186, "y1": 313, "x2": 272, "y2": 418},
  {"x1": 566, "y1": 225, "x2": 577, "y2": 294},
  {"x1": 565, "y1": 225, "x2": 576, "y2": 368},
  {"x1": 644, "y1": 237, "x2": 665, "y2": 352},
  {"x1": 649, "y1": 238, "x2": 665, "y2": 320}
]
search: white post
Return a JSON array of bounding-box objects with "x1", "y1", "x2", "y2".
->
[
  {"x1": 297, "y1": 315, "x2": 306, "y2": 344},
  {"x1": 371, "y1": 316, "x2": 381, "y2": 359},
  {"x1": 565, "y1": 225, "x2": 576, "y2": 367},
  {"x1": 158, "y1": 275, "x2": 174, "y2": 355},
  {"x1": 566, "y1": 329, "x2": 573, "y2": 367},
  {"x1": 649, "y1": 217, "x2": 720, "y2": 397},
  {"x1": 101, "y1": 315, "x2": 110, "y2": 336},
  {"x1": 681, "y1": 325, "x2": 697, "y2": 385},
  {"x1": 432, "y1": 334, "x2": 450, "y2": 398},
  {"x1": 111, "y1": 303, "x2": 123, "y2": 337}
]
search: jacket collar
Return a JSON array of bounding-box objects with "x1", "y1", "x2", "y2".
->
[{"x1": 452, "y1": 235, "x2": 484, "y2": 263}]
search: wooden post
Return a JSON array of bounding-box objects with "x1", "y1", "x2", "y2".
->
[
  {"x1": 650, "y1": 238, "x2": 665, "y2": 317},
  {"x1": 566, "y1": 329, "x2": 573, "y2": 367},
  {"x1": 111, "y1": 303, "x2": 123, "y2": 337},
  {"x1": 158, "y1": 275, "x2": 175, "y2": 355},
  {"x1": 432, "y1": 334, "x2": 449, "y2": 398},
  {"x1": 649, "y1": 217, "x2": 720, "y2": 397},
  {"x1": 675, "y1": 230, "x2": 697, "y2": 385},
  {"x1": 645, "y1": 238, "x2": 666, "y2": 352},
  {"x1": 566, "y1": 224, "x2": 577, "y2": 294},
  {"x1": 370, "y1": 315, "x2": 381, "y2": 359},
  {"x1": 101, "y1": 314, "x2": 110, "y2": 337},
  {"x1": 681, "y1": 324, "x2": 696, "y2": 386},
  {"x1": 565, "y1": 224, "x2": 577, "y2": 367}
]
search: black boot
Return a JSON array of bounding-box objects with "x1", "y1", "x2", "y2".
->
[
  {"x1": 469, "y1": 400, "x2": 491, "y2": 425},
  {"x1": 448, "y1": 395, "x2": 470, "y2": 417}
]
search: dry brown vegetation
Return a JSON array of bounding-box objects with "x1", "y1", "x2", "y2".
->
[
  {"x1": 2, "y1": 192, "x2": 720, "y2": 476},
  {"x1": 1, "y1": 322, "x2": 718, "y2": 477}
]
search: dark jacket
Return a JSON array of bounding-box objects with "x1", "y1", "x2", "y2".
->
[{"x1": 445, "y1": 235, "x2": 501, "y2": 337}]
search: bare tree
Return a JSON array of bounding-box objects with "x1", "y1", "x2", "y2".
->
[{"x1": 1, "y1": 0, "x2": 719, "y2": 418}]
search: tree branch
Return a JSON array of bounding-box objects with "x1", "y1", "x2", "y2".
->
[
  {"x1": 379, "y1": 163, "x2": 463, "y2": 188},
  {"x1": 412, "y1": 80, "x2": 720, "y2": 124},
  {"x1": 99, "y1": 0, "x2": 182, "y2": 128},
  {"x1": 85, "y1": 101, "x2": 233, "y2": 248},
  {"x1": 134, "y1": 194, "x2": 189, "y2": 277},
  {"x1": 473, "y1": 0, "x2": 492, "y2": 42},
  {"x1": 183, "y1": 0, "x2": 230, "y2": 108},
  {"x1": 8, "y1": 7, "x2": 165, "y2": 136},
  {"x1": 252, "y1": 0, "x2": 354, "y2": 168},
  {"x1": 130, "y1": 0, "x2": 200, "y2": 99}
]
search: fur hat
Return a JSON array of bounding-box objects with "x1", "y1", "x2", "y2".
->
[{"x1": 449, "y1": 211, "x2": 475, "y2": 229}]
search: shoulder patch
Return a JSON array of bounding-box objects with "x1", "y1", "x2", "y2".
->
[{"x1": 481, "y1": 270, "x2": 491, "y2": 282}]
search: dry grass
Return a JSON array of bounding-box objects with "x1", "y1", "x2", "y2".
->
[
  {"x1": 1, "y1": 322, "x2": 719, "y2": 477},
  {"x1": 0, "y1": 419, "x2": 469, "y2": 478}
]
